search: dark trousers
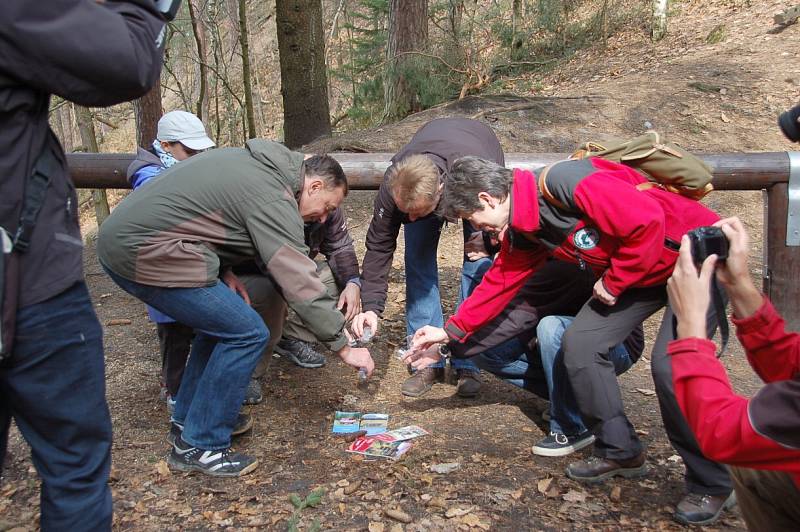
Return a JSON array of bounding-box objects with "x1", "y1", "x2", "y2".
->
[
  {"x1": 0, "y1": 282, "x2": 112, "y2": 531},
  {"x1": 156, "y1": 321, "x2": 193, "y2": 397},
  {"x1": 563, "y1": 284, "x2": 732, "y2": 495},
  {"x1": 731, "y1": 467, "x2": 800, "y2": 530}
]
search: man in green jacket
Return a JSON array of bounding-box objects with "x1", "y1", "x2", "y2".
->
[{"x1": 97, "y1": 140, "x2": 374, "y2": 477}]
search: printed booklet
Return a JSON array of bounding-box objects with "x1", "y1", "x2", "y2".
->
[{"x1": 331, "y1": 411, "x2": 389, "y2": 436}]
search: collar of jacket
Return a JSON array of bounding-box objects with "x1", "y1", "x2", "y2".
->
[{"x1": 509, "y1": 168, "x2": 540, "y2": 234}]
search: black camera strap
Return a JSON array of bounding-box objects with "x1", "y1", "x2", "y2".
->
[{"x1": 13, "y1": 145, "x2": 58, "y2": 253}]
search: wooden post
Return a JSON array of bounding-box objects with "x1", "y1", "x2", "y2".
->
[{"x1": 765, "y1": 183, "x2": 800, "y2": 330}]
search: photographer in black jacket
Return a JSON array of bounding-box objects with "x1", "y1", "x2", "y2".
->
[{"x1": 0, "y1": 2, "x2": 168, "y2": 529}]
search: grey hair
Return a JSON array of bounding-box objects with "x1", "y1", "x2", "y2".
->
[{"x1": 443, "y1": 156, "x2": 513, "y2": 218}]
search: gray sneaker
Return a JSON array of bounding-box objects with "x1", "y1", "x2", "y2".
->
[
  {"x1": 274, "y1": 338, "x2": 326, "y2": 368},
  {"x1": 243, "y1": 378, "x2": 263, "y2": 405}
]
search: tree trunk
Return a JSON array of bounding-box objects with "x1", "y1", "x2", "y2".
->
[
  {"x1": 73, "y1": 105, "x2": 110, "y2": 226},
  {"x1": 276, "y1": 0, "x2": 332, "y2": 148},
  {"x1": 384, "y1": 0, "x2": 428, "y2": 122},
  {"x1": 511, "y1": 0, "x2": 522, "y2": 61},
  {"x1": 188, "y1": 0, "x2": 210, "y2": 122},
  {"x1": 133, "y1": 84, "x2": 162, "y2": 149},
  {"x1": 238, "y1": 0, "x2": 257, "y2": 139},
  {"x1": 652, "y1": 0, "x2": 668, "y2": 41}
]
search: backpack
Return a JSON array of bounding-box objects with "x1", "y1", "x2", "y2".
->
[{"x1": 569, "y1": 131, "x2": 714, "y2": 200}]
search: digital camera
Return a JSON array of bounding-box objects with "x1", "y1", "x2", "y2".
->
[{"x1": 687, "y1": 226, "x2": 729, "y2": 265}]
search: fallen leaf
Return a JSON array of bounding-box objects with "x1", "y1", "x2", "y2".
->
[
  {"x1": 337, "y1": 479, "x2": 350, "y2": 487},
  {"x1": 720, "y1": 112, "x2": 730, "y2": 123},
  {"x1": 610, "y1": 486, "x2": 622, "y2": 502},
  {"x1": 521, "y1": 426, "x2": 534, "y2": 432},
  {"x1": 339, "y1": 503, "x2": 346, "y2": 514},
  {"x1": 562, "y1": 489, "x2": 588, "y2": 503},
  {"x1": 635, "y1": 388, "x2": 656, "y2": 396},
  {"x1": 106, "y1": 318, "x2": 132, "y2": 326},
  {"x1": 344, "y1": 479, "x2": 362, "y2": 495},
  {"x1": 155, "y1": 460, "x2": 171, "y2": 477},
  {"x1": 385, "y1": 508, "x2": 412, "y2": 523},
  {"x1": 537, "y1": 477, "x2": 553, "y2": 494},
  {"x1": 430, "y1": 462, "x2": 461, "y2": 474},
  {"x1": 461, "y1": 513, "x2": 490, "y2": 530},
  {"x1": 445, "y1": 506, "x2": 474, "y2": 518},
  {"x1": 667, "y1": 454, "x2": 682, "y2": 463},
  {"x1": 427, "y1": 496, "x2": 448, "y2": 509},
  {"x1": 368, "y1": 522, "x2": 385, "y2": 532},
  {"x1": 511, "y1": 488, "x2": 523, "y2": 500}
]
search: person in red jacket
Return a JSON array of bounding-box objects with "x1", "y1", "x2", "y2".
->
[
  {"x1": 407, "y1": 155, "x2": 735, "y2": 525},
  {"x1": 666, "y1": 216, "x2": 800, "y2": 530}
]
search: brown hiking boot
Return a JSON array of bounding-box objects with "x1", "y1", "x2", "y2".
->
[
  {"x1": 565, "y1": 452, "x2": 647, "y2": 484},
  {"x1": 401, "y1": 367, "x2": 444, "y2": 397},
  {"x1": 455, "y1": 370, "x2": 481, "y2": 398},
  {"x1": 675, "y1": 492, "x2": 736, "y2": 526}
]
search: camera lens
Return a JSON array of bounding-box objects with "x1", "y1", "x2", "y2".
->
[{"x1": 778, "y1": 104, "x2": 800, "y2": 142}]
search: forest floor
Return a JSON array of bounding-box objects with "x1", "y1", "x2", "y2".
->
[{"x1": 2, "y1": 1, "x2": 800, "y2": 530}]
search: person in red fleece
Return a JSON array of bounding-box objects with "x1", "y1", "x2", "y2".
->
[
  {"x1": 667, "y1": 216, "x2": 800, "y2": 530},
  {"x1": 406, "y1": 155, "x2": 735, "y2": 525}
]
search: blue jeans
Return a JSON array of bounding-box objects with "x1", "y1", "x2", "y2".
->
[
  {"x1": 0, "y1": 282, "x2": 112, "y2": 531},
  {"x1": 538, "y1": 316, "x2": 633, "y2": 436},
  {"x1": 404, "y1": 216, "x2": 479, "y2": 372},
  {"x1": 104, "y1": 268, "x2": 268, "y2": 450}
]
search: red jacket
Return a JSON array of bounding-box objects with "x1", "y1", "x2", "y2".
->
[
  {"x1": 669, "y1": 298, "x2": 800, "y2": 488},
  {"x1": 445, "y1": 157, "x2": 719, "y2": 341}
]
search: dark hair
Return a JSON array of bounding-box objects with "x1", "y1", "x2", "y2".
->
[
  {"x1": 443, "y1": 156, "x2": 513, "y2": 218},
  {"x1": 302, "y1": 155, "x2": 348, "y2": 195}
]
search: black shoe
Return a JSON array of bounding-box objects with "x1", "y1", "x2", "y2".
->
[
  {"x1": 455, "y1": 370, "x2": 481, "y2": 398},
  {"x1": 167, "y1": 413, "x2": 253, "y2": 445},
  {"x1": 274, "y1": 338, "x2": 326, "y2": 368},
  {"x1": 674, "y1": 492, "x2": 736, "y2": 526},
  {"x1": 168, "y1": 436, "x2": 258, "y2": 477},
  {"x1": 532, "y1": 431, "x2": 595, "y2": 457}
]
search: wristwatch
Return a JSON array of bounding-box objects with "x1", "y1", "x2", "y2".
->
[{"x1": 438, "y1": 343, "x2": 451, "y2": 360}]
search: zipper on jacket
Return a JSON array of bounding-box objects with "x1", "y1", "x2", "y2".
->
[{"x1": 575, "y1": 252, "x2": 587, "y2": 270}]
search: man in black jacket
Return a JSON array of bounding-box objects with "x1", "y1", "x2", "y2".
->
[
  {"x1": 351, "y1": 118, "x2": 504, "y2": 398},
  {"x1": 0, "y1": 2, "x2": 166, "y2": 529}
]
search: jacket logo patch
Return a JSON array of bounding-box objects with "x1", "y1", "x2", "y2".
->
[{"x1": 573, "y1": 228, "x2": 600, "y2": 250}]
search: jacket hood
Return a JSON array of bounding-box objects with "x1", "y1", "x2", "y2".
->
[
  {"x1": 510, "y1": 168, "x2": 541, "y2": 234},
  {"x1": 126, "y1": 147, "x2": 162, "y2": 183},
  {"x1": 245, "y1": 138, "x2": 305, "y2": 195}
]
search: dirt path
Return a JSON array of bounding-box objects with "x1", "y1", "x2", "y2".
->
[{"x1": 3, "y1": 1, "x2": 798, "y2": 530}]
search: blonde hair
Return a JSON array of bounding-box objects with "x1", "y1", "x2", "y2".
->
[{"x1": 387, "y1": 154, "x2": 440, "y2": 210}]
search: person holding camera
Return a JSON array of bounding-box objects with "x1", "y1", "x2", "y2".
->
[
  {"x1": 667, "y1": 216, "x2": 800, "y2": 529},
  {"x1": 0, "y1": 1, "x2": 168, "y2": 529},
  {"x1": 407, "y1": 155, "x2": 736, "y2": 525}
]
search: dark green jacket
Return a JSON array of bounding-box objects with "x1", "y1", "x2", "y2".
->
[{"x1": 97, "y1": 139, "x2": 347, "y2": 351}]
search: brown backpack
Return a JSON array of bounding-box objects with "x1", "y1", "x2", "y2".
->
[{"x1": 569, "y1": 131, "x2": 714, "y2": 200}]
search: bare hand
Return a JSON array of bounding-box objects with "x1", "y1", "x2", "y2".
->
[
  {"x1": 337, "y1": 282, "x2": 362, "y2": 322},
  {"x1": 411, "y1": 326, "x2": 448, "y2": 350},
  {"x1": 401, "y1": 344, "x2": 442, "y2": 370},
  {"x1": 667, "y1": 235, "x2": 716, "y2": 339},
  {"x1": 464, "y1": 231, "x2": 490, "y2": 261},
  {"x1": 712, "y1": 217, "x2": 751, "y2": 290},
  {"x1": 592, "y1": 279, "x2": 617, "y2": 306},
  {"x1": 351, "y1": 311, "x2": 379, "y2": 338},
  {"x1": 337, "y1": 345, "x2": 375, "y2": 377},
  {"x1": 221, "y1": 269, "x2": 251, "y2": 305}
]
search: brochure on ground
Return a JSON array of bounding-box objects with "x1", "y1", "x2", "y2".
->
[{"x1": 331, "y1": 411, "x2": 389, "y2": 435}]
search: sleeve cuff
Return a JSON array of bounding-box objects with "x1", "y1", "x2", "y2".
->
[
  {"x1": 667, "y1": 337, "x2": 717, "y2": 357},
  {"x1": 731, "y1": 297, "x2": 775, "y2": 334},
  {"x1": 346, "y1": 277, "x2": 362, "y2": 288}
]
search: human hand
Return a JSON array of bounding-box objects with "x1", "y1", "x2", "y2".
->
[
  {"x1": 592, "y1": 279, "x2": 617, "y2": 306},
  {"x1": 464, "y1": 231, "x2": 490, "y2": 261},
  {"x1": 221, "y1": 269, "x2": 251, "y2": 305},
  {"x1": 337, "y1": 282, "x2": 362, "y2": 321},
  {"x1": 711, "y1": 217, "x2": 763, "y2": 319},
  {"x1": 336, "y1": 346, "x2": 375, "y2": 377},
  {"x1": 411, "y1": 326, "x2": 448, "y2": 350},
  {"x1": 712, "y1": 217, "x2": 751, "y2": 290},
  {"x1": 401, "y1": 344, "x2": 443, "y2": 370},
  {"x1": 667, "y1": 235, "x2": 716, "y2": 339},
  {"x1": 351, "y1": 311, "x2": 379, "y2": 338}
]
